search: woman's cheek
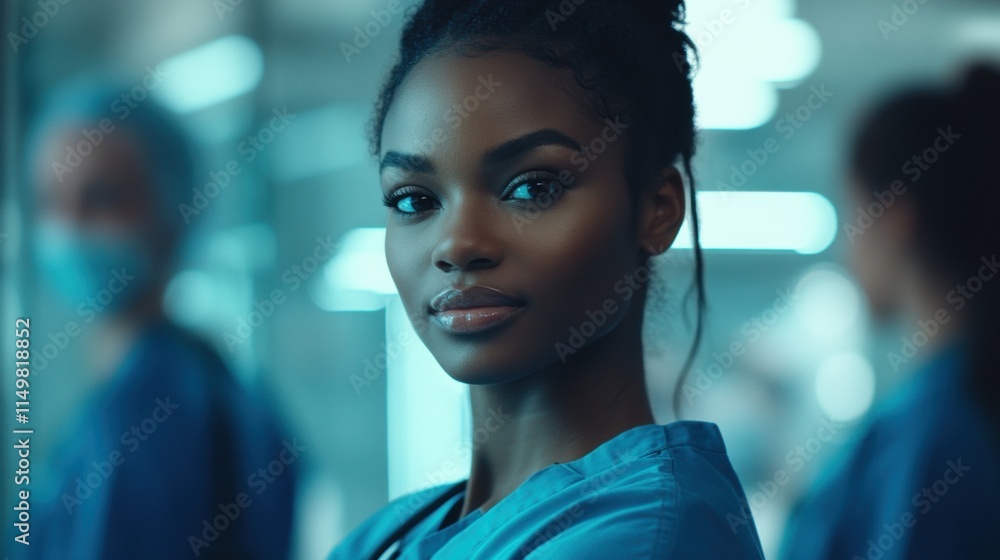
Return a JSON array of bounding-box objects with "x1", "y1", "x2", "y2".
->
[{"x1": 385, "y1": 230, "x2": 424, "y2": 298}]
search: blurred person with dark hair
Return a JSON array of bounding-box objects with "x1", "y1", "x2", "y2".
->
[
  {"x1": 781, "y1": 63, "x2": 1000, "y2": 559},
  {"x1": 22, "y1": 83, "x2": 298, "y2": 560}
]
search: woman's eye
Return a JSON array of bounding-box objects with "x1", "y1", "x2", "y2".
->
[
  {"x1": 391, "y1": 193, "x2": 438, "y2": 214},
  {"x1": 507, "y1": 178, "x2": 564, "y2": 202}
]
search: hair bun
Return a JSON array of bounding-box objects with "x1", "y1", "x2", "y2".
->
[{"x1": 631, "y1": 0, "x2": 686, "y2": 27}]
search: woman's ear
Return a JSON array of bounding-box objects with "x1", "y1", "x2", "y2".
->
[{"x1": 638, "y1": 166, "x2": 686, "y2": 255}]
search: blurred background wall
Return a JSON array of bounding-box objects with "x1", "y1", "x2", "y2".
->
[{"x1": 2, "y1": 0, "x2": 998, "y2": 558}]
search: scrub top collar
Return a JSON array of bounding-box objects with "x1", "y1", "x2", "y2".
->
[{"x1": 391, "y1": 421, "x2": 727, "y2": 558}]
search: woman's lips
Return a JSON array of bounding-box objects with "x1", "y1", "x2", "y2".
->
[
  {"x1": 431, "y1": 305, "x2": 524, "y2": 334},
  {"x1": 429, "y1": 285, "x2": 524, "y2": 334}
]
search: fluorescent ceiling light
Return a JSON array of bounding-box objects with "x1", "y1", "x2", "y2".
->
[
  {"x1": 683, "y1": 0, "x2": 822, "y2": 129},
  {"x1": 954, "y1": 17, "x2": 1000, "y2": 49},
  {"x1": 154, "y1": 35, "x2": 264, "y2": 113},
  {"x1": 752, "y1": 18, "x2": 822, "y2": 84},
  {"x1": 694, "y1": 75, "x2": 778, "y2": 130},
  {"x1": 673, "y1": 191, "x2": 837, "y2": 253}
]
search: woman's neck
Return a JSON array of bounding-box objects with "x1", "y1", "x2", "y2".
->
[{"x1": 458, "y1": 307, "x2": 655, "y2": 518}]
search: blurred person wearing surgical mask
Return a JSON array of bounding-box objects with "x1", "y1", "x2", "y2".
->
[
  {"x1": 781, "y1": 63, "x2": 1000, "y2": 560},
  {"x1": 22, "y1": 83, "x2": 298, "y2": 560}
]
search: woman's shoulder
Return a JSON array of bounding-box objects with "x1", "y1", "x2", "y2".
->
[
  {"x1": 520, "y1": 421, "x2": 765, "y2": 559},
  {"x1": 557, "y1": 421, "x2": 756, "y2": 509}
]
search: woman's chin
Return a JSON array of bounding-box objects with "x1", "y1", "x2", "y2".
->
[{"x1": 436, "y1": 357, "x2": 543, "y2": 387}]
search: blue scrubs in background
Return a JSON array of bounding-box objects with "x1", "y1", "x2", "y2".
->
[
  {"x1": 330, "y1": 421, "x2": 765, "y2": 559},
  {"x1": 781, "y1": 339, "x2": 1000, "y2": 559},
  {"x1": 27, "y1": 320, "x2": 298, "y2": 560}
]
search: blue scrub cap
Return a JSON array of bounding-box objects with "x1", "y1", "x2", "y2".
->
[{"x1": 26, "y1": 77, "x2": 199, "y2": 235}]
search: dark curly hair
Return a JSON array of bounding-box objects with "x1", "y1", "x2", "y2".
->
[{"x1": 369, "y1": 0, "x2": 705, "y2": 416}]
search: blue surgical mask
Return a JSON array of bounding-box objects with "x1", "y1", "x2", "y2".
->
[{"x1": 34, "y1": 219, "x2": 156, "y2": 312}]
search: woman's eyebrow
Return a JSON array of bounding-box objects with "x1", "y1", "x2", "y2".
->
[
  {"x1": 482, "y1": 129, "x2": 582, "y2": 168},
  {"x1": 379, "y1": 129, "x2": 581, "y2": 174},
  {"x1": 380, "y1": 152, "x2": 434, "y2": 174}
]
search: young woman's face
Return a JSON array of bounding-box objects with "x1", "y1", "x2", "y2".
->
[{"x1": 379, "y1": 50, "x2": 649, "y2": 384}]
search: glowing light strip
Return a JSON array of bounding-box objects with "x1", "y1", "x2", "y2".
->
[{"x1": 154, "y1": 35, "x2": 264, "y2": 113}]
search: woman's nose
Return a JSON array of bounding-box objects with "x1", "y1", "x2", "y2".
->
[{"x1": 431, "y1": 198, "x2": 505, "y2": 273}]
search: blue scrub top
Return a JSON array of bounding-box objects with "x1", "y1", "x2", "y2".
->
[
  {"x1": 781, "y1": 339, "x2": 1000, "y2": 559},
  {"x1": 24, "y1": 320, "x2": 298, "y2": 560},
  {"x1": 330, "y1": 421, "x2": 765, "y2": 559}
]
